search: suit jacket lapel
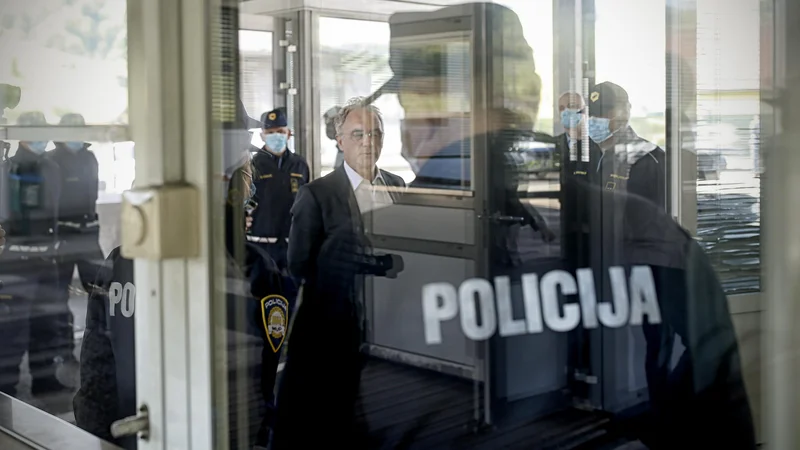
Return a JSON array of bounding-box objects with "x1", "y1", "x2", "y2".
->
[
  {"x1": 332, "y1": 165, "x2": 364, "y2": 231},
  {"x1": 378, "y1": 169, "x2": 404, "y2": 203}
]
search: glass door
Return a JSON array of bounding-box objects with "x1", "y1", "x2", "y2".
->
[
  {"x1": 480, "y1": 0, "x2": 602, "y2": 429},
  {"x1": 0, "y1": 0, "x2": 215, "y2": 449}
]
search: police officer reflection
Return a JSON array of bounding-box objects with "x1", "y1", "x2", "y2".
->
[
  {"x1": 47, "y1": 113, "x2": 103, "y2": 381},
  {"x1": 487, "y1": 109, "x2": 556, "y2": 267},
  {"x1": 0, "y1": 111, "x2": 70, "y2": 397}
]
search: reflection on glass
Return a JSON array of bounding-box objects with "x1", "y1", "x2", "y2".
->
[
  {"x1": 0, "y1": 124, "x2": 132, "y2": 443},
  {"x1": 393, "y1": 37, "x2": 472, "y2": 190},
  {"x1": 596, "y1": 0, "x2": 667, "y2": 148},
  {"x1": 0, "y1": 0, "x2": 128, "y2": 125},
  {"x1": 695, "y1": 0, "x2": 762, "y2": 294},
  {"x1": 318, "y1": 18, "x2": 409, "y2": 178},
  {"x1": 220, "y1": 1, "x2": 760, "y2": 450},
  {"x1": 240, "y1": 29, "x2": 274, "y2": 144}
]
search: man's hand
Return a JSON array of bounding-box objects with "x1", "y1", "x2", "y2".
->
[
  {"x1": 385, "y1": 254, "x2": 405, "y2": 279},
  {"x1": 539, "y1": 226, "x2": 556, "y2": 243},
  {"x1": 246, "y1": 216, "x2": 253, "y2": 232}
]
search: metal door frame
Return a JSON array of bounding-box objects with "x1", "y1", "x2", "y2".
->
[
  {"x1": 480, "y1": 0, "x2": 596, "y2": 426},
  {"x1": 0, "y1": 0, "x2": 222, "y2": 448}
]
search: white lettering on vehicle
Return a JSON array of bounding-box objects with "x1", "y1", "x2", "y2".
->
[
  {"x1": 109, "y1": 282, "x2": 137, "y2": 318},
  {"x1": 422, "y1": 266, "x2": 661, "y2": 345}
]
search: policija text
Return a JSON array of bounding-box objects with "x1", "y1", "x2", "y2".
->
[{"x1": 422, "y1": 266, "x2": 662, "y2": 345}]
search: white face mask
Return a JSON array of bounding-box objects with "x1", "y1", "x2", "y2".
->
[{"x1": 26, "y1": 141, "x2": 48, "y2": 154}]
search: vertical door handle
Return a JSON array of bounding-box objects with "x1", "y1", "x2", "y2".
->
[{"x1": 111, "y1": 405, "x2": 150, "y2": 440}]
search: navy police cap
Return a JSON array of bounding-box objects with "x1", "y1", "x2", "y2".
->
[
  {"x1": 261, "y1": 108, "x2": 287, "y2": 129},
  {"x1": 588, "y1": 82, "x2": 630, "y2": 117}
]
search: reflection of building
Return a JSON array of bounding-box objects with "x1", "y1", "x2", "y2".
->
[
  {"x1": 1, "y1": 43, "x2": 128, "y2": 125},
  {"x1": 240, "y1": 30, "x2": 275, "y2": 120}
]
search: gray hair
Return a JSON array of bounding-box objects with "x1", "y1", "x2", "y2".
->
[{"x1": 334, "y1": 97, "x2": 384, "y2": 137}]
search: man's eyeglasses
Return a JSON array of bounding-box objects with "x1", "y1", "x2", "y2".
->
[{"x1": 347, "y1": 129, "x2": 384, "y2": 142}]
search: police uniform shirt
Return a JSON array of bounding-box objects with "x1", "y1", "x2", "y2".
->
[
  {"x1": 594, "y1": 126, "x2": 666, "y2": 208},
  {"x1": 250, "y1": 149, "x2": 310, "y2": 241}
]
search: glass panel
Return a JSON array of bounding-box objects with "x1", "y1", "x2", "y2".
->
[
  {"x1": 595, "y1": 0, "x2": 667, "y2": 147},
  {"x1": 0, "y1": 0, "x2": 128, "y2": 125},
  {"x1": 318, "y1": 18, "x2": 409, "y2": 178},
  {"x1": 215, "y1": 2, "x2": 764, "y2": 450},
  {"x1": 210, "y1": 7, "x2": 294, "y2": 450},
  {"x1": 0, "y1": 1, "x2": 134, "y2": 448},
  {"x1": 695, "y1": 0, "x2": 762, "y2": 294},
  {"x1": 240, "y1": 29, "x2": 274, "y2": 149},
  {"x1": 0, "y1": 136, "x2": 135, "y2": 448}
]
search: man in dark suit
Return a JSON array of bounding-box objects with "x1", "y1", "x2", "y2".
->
[{"x1": 272, "y1": 97, "x2": 405, "y2": 449}]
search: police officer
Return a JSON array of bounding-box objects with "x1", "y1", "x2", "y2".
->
[
  {"x1": 323, "y1": 106, "x2": 344, "y2": 168},
  {"x1": 249, "y1": 108, "x2": 310, "y2": 274},
  {"x1": 0, "y1": 111, "x2": 67, "y2": 396},
  {"x1": 47, "y1": 113, "x2": 103, "y2": 367},
  {"x1": 587, "y1": 81, "x2": 666, "y2": 208},
  {"x1": 587, "y1": 82, "x2": 666, "y2": 276}
]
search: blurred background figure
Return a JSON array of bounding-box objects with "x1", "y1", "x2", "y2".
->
[
  {"x1": 0, "y1": 111, "x2": 67, "y2": 397},
  {"x1": 558, "y1": 91, "x2": 586, "y2": 149},
  {"x1": 46, "y1": 112, "x2": 104, "y2": 388},
  {"x1": 323, "y1": 106, "x2": 344, "y2": 168}
]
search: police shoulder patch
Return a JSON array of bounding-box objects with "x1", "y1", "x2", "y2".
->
[{"x1": 261, "y1": 295, "x2": 289, "y2": 353}]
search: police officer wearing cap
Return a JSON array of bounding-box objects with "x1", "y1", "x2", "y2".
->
[
  {"x1": 250, "y1": 108, "x2": 309, "y2": 278},
  {"x1": 47, "y1": 114, "x2": 104, "y2": 341},
  {"x1": 0, "y1": 111, "x2": 68, "y2": 396},
  {"x1": 587, "y1": 81, "x2": 666, "y2": 208}
]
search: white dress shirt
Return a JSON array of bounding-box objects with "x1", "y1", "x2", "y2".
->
[{"x1": 343, "y1": 161, "x2": 393, "y2": 213}]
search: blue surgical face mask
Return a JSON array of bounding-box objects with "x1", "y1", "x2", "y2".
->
[
  {"x1": 560, "y1": 109, "x2": 583, "y2": 129},
  {"x1": 65, "y1": 142, "x2": 84, "y2": 152},
  {"x1": 26, "y1": 141, "x2": 48, "y2": 154},
  {"x1": 588, "y1": 117, "x2": 614, "y2": 143},
  {"x1": 263, "y1": 133, "x2": 288, "y2": 154}
]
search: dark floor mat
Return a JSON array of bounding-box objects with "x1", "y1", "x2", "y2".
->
[{"x1": 358, "y1": 358, "x2": 609, "y2": 449}]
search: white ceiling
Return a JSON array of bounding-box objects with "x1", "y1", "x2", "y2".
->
[{"x1": 239, "y1": 0, "x2": 476, "y2": 17}]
